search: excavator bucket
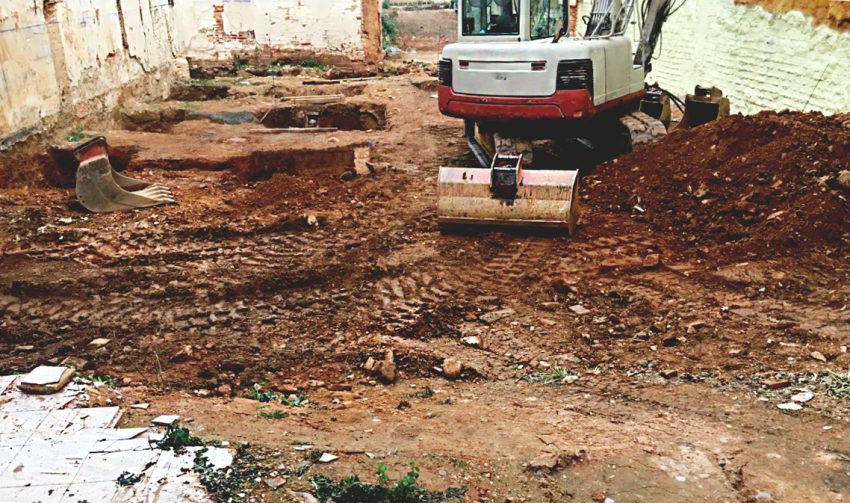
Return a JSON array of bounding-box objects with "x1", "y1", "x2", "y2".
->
[
  {"x1": 680, "y1": 86, "x2": 730, "y2": 129},
  {"x1": 437, "y1": 154, "x2": 580, "y2": 234},
  {"x1": 74, "y1": 136, "x2": 175, "y2": 213}
]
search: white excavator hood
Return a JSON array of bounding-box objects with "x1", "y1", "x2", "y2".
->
[{"x1": 441, "y1": 38, "x2": 604, "y2": 98}]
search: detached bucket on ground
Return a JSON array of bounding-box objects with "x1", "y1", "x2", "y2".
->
[{"x1": 74, "y1": 136, "x2": 176, "y2": 213}]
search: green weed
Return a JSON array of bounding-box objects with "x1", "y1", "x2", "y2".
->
[
  {"x1": 311, "y1": 462, "x2": 466, "y2": 503},
  {"x1": 67, "y1": 127, "x2": 85, "y2": 143},
  {"x1": 156, "y1": 424, "x2": 205, "y2": 451},
  {"x1": 523, "y1": 366, "x2": 579, "y2": 386}
]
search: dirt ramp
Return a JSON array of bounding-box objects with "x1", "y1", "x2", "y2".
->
[{"x1": 589, "y1": 111, "x2": 850, "y2": 263}]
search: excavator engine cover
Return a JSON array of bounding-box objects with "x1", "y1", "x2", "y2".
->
[
  {"x1": 438, "y1": 154, "x2": 580, "y2": 234},
  {"x1": 74, "y1": 136, "x2": 176, "y2": 213}
]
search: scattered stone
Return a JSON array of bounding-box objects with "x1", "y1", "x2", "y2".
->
[
  {"x1": 762, "y1": 379, "x2": 791, "y2": 390},
  {"x1": 89, "y1": 338, "x2": 111, "y2": 347},
  {"x1": 131, "y1": 403, "x2": 150, "y2": 410},
  {"x1": 837, "y1": 170, "x2": 850, "y2": 192},
  {"x1": 528, "y1": 452, "x2": 560, "y2": 471},
  {"x1": 642, "y1": 253, "x2": 662, "y2": 269},
  {"x1": 791, "y1": 389, "x2": 814, "y2": 403},
  {"x1": 528, "y1": 449, "x2": 586, "y2": 472},
  {"x1": 14, "y1": 345, "x2": 35, "y2": 352},
  {"x1": 479, "y1": 308, "x2": 515, "y2": 324},
  {"x1": 685, "y1": 320, "x2": 706, "y2": 334},
  {"x1": 539, "y1": 302, "x2": 560, "y2": 311},
  {"x1": 777, "y1": 402, "x2": 802, "y2": 411},
  {"x1": 569, "y1": 305, "x2": 590, "y2": 316},
  {"x1": 152, "y1": 414, "x2": 181, "y2": 426},
  {"x1": 264, "y1": 477, "x2": 287, "y2": 489},
  {"x1": 730, "y1": 308, "x2": 756, "y2": 317},
  {"x1": 755, "y1": 490, "x2": 773, "y2": 501},
  {"x1": 460, "y1": 335, "x2": 481, "y2": 347},
  {"x1": 443, "y1": 358, "x2": 463, "y2": 379},
  {"x1": 317, "y1": 452, "x2": 339, "y2": 463},
  {"x1": 217, "y1": 384, "x2": 233, "y2": 397},
  {"x1": 660, "y1": 369, "x2": 678, "y2": 379},
  {"x1": 18, "y1": 366, "x2": 75, "y2": 395},
  {"x1": 810, "y1": 351, "x2": 827, "y2": 363}
]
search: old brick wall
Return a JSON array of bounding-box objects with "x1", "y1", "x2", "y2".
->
[{"x1": 578, "y1": 0, "x2": 850, "y2": 115}]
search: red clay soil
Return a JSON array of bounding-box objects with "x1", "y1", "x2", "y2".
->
[{"x1": 590, "y1": 111, "x2": 850, "y2": 264}]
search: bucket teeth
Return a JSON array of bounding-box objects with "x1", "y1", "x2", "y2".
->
[{"x1": 74, "y1": 138, "x2": 176, "y2": 213}]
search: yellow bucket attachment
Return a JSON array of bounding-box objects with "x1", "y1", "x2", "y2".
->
[
  {"x1": 74, "y1": 137, "x2": 175, "y2": 213},
  {"x1": 437, "y1": 154, "x2": 580, "y2": 234}
]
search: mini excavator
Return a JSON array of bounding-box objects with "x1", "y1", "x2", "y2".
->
[{"x1": 437, "y1": 0, "x2": 728, "y2": 233}]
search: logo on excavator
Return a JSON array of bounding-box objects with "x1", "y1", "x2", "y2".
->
[{"x1": 494, "y1": 73, "x2": 509, "y2": 81}]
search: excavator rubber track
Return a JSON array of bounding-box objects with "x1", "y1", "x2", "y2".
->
[{"x1": 620, "y1": 111, "x2": 668, "y2": 152}]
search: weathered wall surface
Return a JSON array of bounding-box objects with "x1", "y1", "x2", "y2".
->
[
  {"x1": 0, "y1": 0, "x2": 197, "y2": 147},
  {"x1": 187, "y1": 0, "x2": 382, "y2": 62},
  {"x1": 736, "y1": 0, "x2": 850, "y2": 31},
  {"x1": 578, "y1": 0, "x2": 850, "y2": 115},
  {"x1": 0, "y1": 0, "x2": 382, "y2": 149}
]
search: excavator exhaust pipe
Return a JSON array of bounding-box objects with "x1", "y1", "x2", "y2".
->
[
  {"x1": 74, "y1": 137, "x2": 175, "y2": 213},
  {"x1": 438, "y1": 153, "x2": 580, "y2": 235}
]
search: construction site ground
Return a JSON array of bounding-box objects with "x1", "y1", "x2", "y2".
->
[{"x1": 1, "y1": 45, "x2": 850, "y2": 503}]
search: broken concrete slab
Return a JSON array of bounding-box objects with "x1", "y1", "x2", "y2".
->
[
  {"x1": 152, "y1": 415, "x2": 181, "y2": 426},
  {"x1": 0, "y1": 373, "x2": 230, "y2": 501},
  {"x1": 18, "y1": 366, "x2": 75, "y2": 395}
]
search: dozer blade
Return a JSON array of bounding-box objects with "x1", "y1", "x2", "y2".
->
[
  {"x1": 680, "y1": 86, "x2": 730, "y2": 129},
  {"x1": 74, "y1": 136, "x2": 175, "y2": 213},
  {"x1": 437, "y1": 166, "x2": 580, "y2": 234}
]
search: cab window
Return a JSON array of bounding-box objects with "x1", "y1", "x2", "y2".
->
[
  {"x1": 462, "y1": 0, "x2": 521, "y2": 36},
  {"x1": 530, "y1": 0, "x2": 565, "y2": 40}
]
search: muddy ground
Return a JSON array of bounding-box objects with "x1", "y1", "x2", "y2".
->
[{"x1": 1, "y1": 31, "x2": 850, "y2": 503}]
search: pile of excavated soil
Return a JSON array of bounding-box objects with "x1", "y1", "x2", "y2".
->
[{"x1": 589, "y1": 111, "x2": 850, "y2": 262}]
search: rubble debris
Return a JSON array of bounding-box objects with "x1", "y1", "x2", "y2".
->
[
  {"x1": 569, "y1": 305, "x2": 591, "y2": 316},
  {"x1": 810, "y1": 351, "x2": 827, "y2": 363},
  {"x1": 791, "y1": 389, "x2": 814, "y2": 403},
  {"x1": 364, "y1": 350, "x2": 397, "y2": 384},
  {"x1": 479, "y1": 308, "x2": 515, "y2": 324},
  {"x1": 442, "y1": 358, "x2": 463, "y2": 379},
  {"x1": 152, "y1": 414, "x2": 181, "y2": 426},
  {"x1": 0, "y1": 372, "x2": 231, "y2": 500},
  {"x1": 317, "y1": 452, "x2": 339, "y2": 463},
  {"x1": 89, "y1": 338, "x2": 111, "y2": 347},
  {"x1": 777, "y1": 402, "x2": 803, "y2": 411},
  {"x1": 18, "y1": 365, "x2": 75, "y2": 394}
]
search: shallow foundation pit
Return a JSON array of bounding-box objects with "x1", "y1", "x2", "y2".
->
[
  {"x1": 261, "y1": 102, "x2": 387, "y2": 131},
  {"x1": 267, "y1": 82, "x2": 367, "y2": 98},
  {"x1": 226, "y1": 145, "x2": 363, "y2": 182},
  {"x1": 169, "y1": 82, "x2": 231, "y2": 101}
]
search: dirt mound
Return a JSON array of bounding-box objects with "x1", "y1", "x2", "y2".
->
[{"x1": 590, "y1": 111, "x2": 850, "y2": 263}]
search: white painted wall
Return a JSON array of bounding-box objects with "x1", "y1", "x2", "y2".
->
[
  {"x1": 578, "y1": 0, "x2": 850, "y2": 114},
  {"x1": 186, "y1": 0, "x2": 369, "y2": 58},
  {"x1": 0, "y1": 0, "x2": 198, "y2": 145},
  {"x1": 0, "y1": 0, "x2": 378, "y2": 147}
]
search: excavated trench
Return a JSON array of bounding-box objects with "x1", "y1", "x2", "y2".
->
[{"x1": 260, "y1": 102, "x2": 387, "y2": 131}]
